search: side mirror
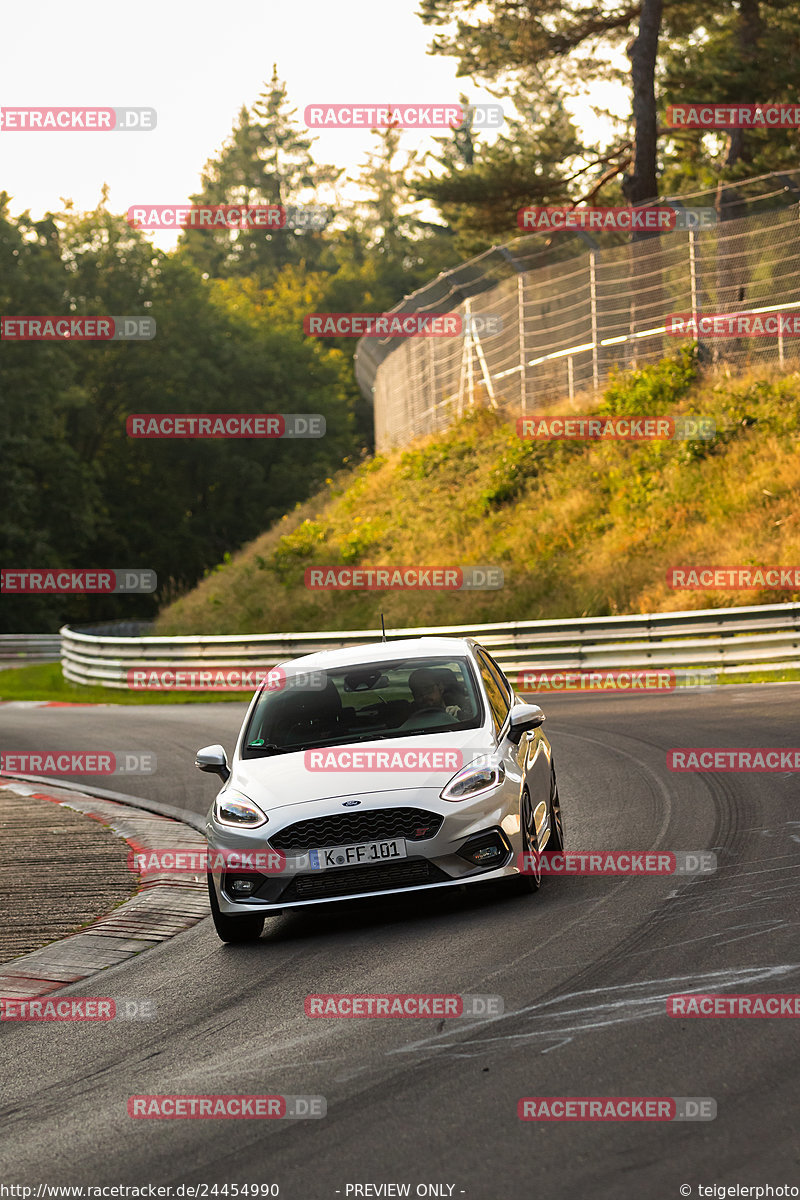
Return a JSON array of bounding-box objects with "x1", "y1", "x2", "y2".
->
[
  {"x1": 507, "y1": 703, "x2": 546, "y2": 744},
  {"x1": 195, "y1": 744, "x2": 230, "y2": 782}
]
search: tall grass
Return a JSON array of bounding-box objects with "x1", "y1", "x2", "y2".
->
[{"x1": 155, "y1": 351, "x2": 800, "y2": 634}]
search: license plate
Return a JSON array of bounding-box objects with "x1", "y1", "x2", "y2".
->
[{"x1": 308, "y1": 838, "x2": 407, "y2": 871}]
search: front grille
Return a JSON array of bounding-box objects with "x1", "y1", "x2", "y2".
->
[
  {"x1": 270, "y1": 807, "x2": 443, "y2": 850},
  {"x1": 275, "y1": 858, "x2": 449, "y2": 901}
]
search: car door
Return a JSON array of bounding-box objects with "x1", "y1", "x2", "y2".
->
[{"x1": 476, "y1": 647, "x2": 551, "y2": 846}]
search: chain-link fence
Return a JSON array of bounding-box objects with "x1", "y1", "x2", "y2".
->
[{"x1": 354, "y1": 171, "x2": 800, "y2": 451}]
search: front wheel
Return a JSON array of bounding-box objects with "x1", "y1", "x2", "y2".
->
[
  {"x1": 509, "y1": 787, "x2": 541, "y2": 894},
  {"x1": 207, "y1": 873, "x2": 265, "y2": 943},
  {"x1": 542, "y1": 763, "x2": 565, "y2": 852}
]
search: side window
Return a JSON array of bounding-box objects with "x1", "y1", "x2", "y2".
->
[
  {"x1": 482, "y1": 650, "x2": 514, "y2": 704},
  {"x1": 476, "y1": 650, "x2": 510, "y2": 733}
]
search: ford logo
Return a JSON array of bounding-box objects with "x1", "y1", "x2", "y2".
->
[{"x1": 342, "y1": 800, "x2": 361, "y2": 807}]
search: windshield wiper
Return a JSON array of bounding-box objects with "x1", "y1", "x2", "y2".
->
[
  {"x1": 348, "y1": 731, "x2": 400, "y2": 743},
  {"x1": 246, "y1": 727, "x2": 447, "y2": 756}
]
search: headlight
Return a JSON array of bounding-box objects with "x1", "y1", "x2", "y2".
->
[
  {"x1": 214, "y1": 791, "x2": 268, "y2": 828},
  {"x1": 441, "y1": 763, "x2": 505, "y2": 801}
]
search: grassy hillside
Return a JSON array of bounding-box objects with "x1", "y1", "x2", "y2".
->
[{"x1": 154, "y1": 347, "x2": 800, "y2": 635}]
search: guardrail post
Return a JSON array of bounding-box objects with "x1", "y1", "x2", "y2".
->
[
  {"x1": 518, "y1": 273, "x2": 528, "y2": 415},
  {"x1": 465, "y1": 298, "x2": 474, "y2": 409},
  {"x1": 473, "y1": 323, "x2": 498, "y2": 409},
  {"x1": 457, "y1": 309, "x2": 467, "y2": 419},
  {"x1": 590, "y1": 250, "x2": 599, "y2": 394},
  {"x1": 688, "y1": 227, "x2": 704, "y2": 361}
]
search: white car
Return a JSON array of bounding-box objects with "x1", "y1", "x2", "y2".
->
[{"x1": 196, "y1": 636, "x2": 565, "y2": 941}]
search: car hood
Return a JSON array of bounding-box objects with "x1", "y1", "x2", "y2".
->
[{"x1": 230, "y1": 728, "x2": 497, "y2": 811}]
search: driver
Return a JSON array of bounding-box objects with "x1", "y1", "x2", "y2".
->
[{"x1": 408, "y1": 668, "x2": 462, "y2": 719}]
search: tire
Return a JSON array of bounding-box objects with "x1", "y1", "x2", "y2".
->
[
  {"x1": 542, "y1": 763, "x2": 565, "y2": 852},
  {"x1": 510, "y1": 787, "x2": 541, "y2": 894},
  {"x1": 207, "y1": 873, "x2": 265, "y2": 943}
]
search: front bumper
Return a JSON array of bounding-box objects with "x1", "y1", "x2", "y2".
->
[{"x1": 206, "y1": 785, "x2": 524, "y2": 914}]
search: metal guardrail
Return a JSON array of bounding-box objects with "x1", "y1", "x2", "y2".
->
[
  {"x1": 60, "y1": 603, "x2": 800, "y2": 688},
  {"x1": 0, "y1": 634, "x2": 61, "y2": 663}
]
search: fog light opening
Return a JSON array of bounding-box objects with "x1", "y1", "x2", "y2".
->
[
  {"x1": 226, "y1": 874, "x2": 259, "y2": 898},
  {"x1": 473, "y1": 844, "x2": 502, "y2": 863},
  {"x1": 457, "y1": 830, "x2": 510, "y2": 867}
]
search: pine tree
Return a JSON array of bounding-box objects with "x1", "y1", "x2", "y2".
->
[
  {"x1": 178, "y1": 66, "x2": 341, "y2": 285},
  {"x1": 413, "y1": 91, "x2": 586, "y2": 256}
]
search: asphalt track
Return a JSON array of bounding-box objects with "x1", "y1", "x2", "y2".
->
[{"x1": 1, "y1": 684, "x2": 799, "y2": 1198}]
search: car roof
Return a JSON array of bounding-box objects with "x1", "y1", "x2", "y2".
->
[{"x1": 279, "y1": 636, "x2": 478, "y2": 672}]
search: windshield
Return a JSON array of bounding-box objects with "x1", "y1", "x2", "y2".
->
[{"x1": 241, "y1": 656, "x2": 483, "y2": 757}]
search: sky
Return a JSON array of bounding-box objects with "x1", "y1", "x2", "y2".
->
[{"x1": 0, "y1": 0, "x2": 626, "y2": 250}]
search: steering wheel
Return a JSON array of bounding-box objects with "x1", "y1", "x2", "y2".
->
[
  {"x1": 410, "y1": 707, "x2": 458, "y2": 725},
  {"x1": 285, "y1": 719, "x2": 328, "y2": 744}
]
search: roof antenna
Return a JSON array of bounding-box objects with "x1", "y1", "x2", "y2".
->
[{"x1": 380, "y1": 612, "x2": 387, "y2": 642}]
